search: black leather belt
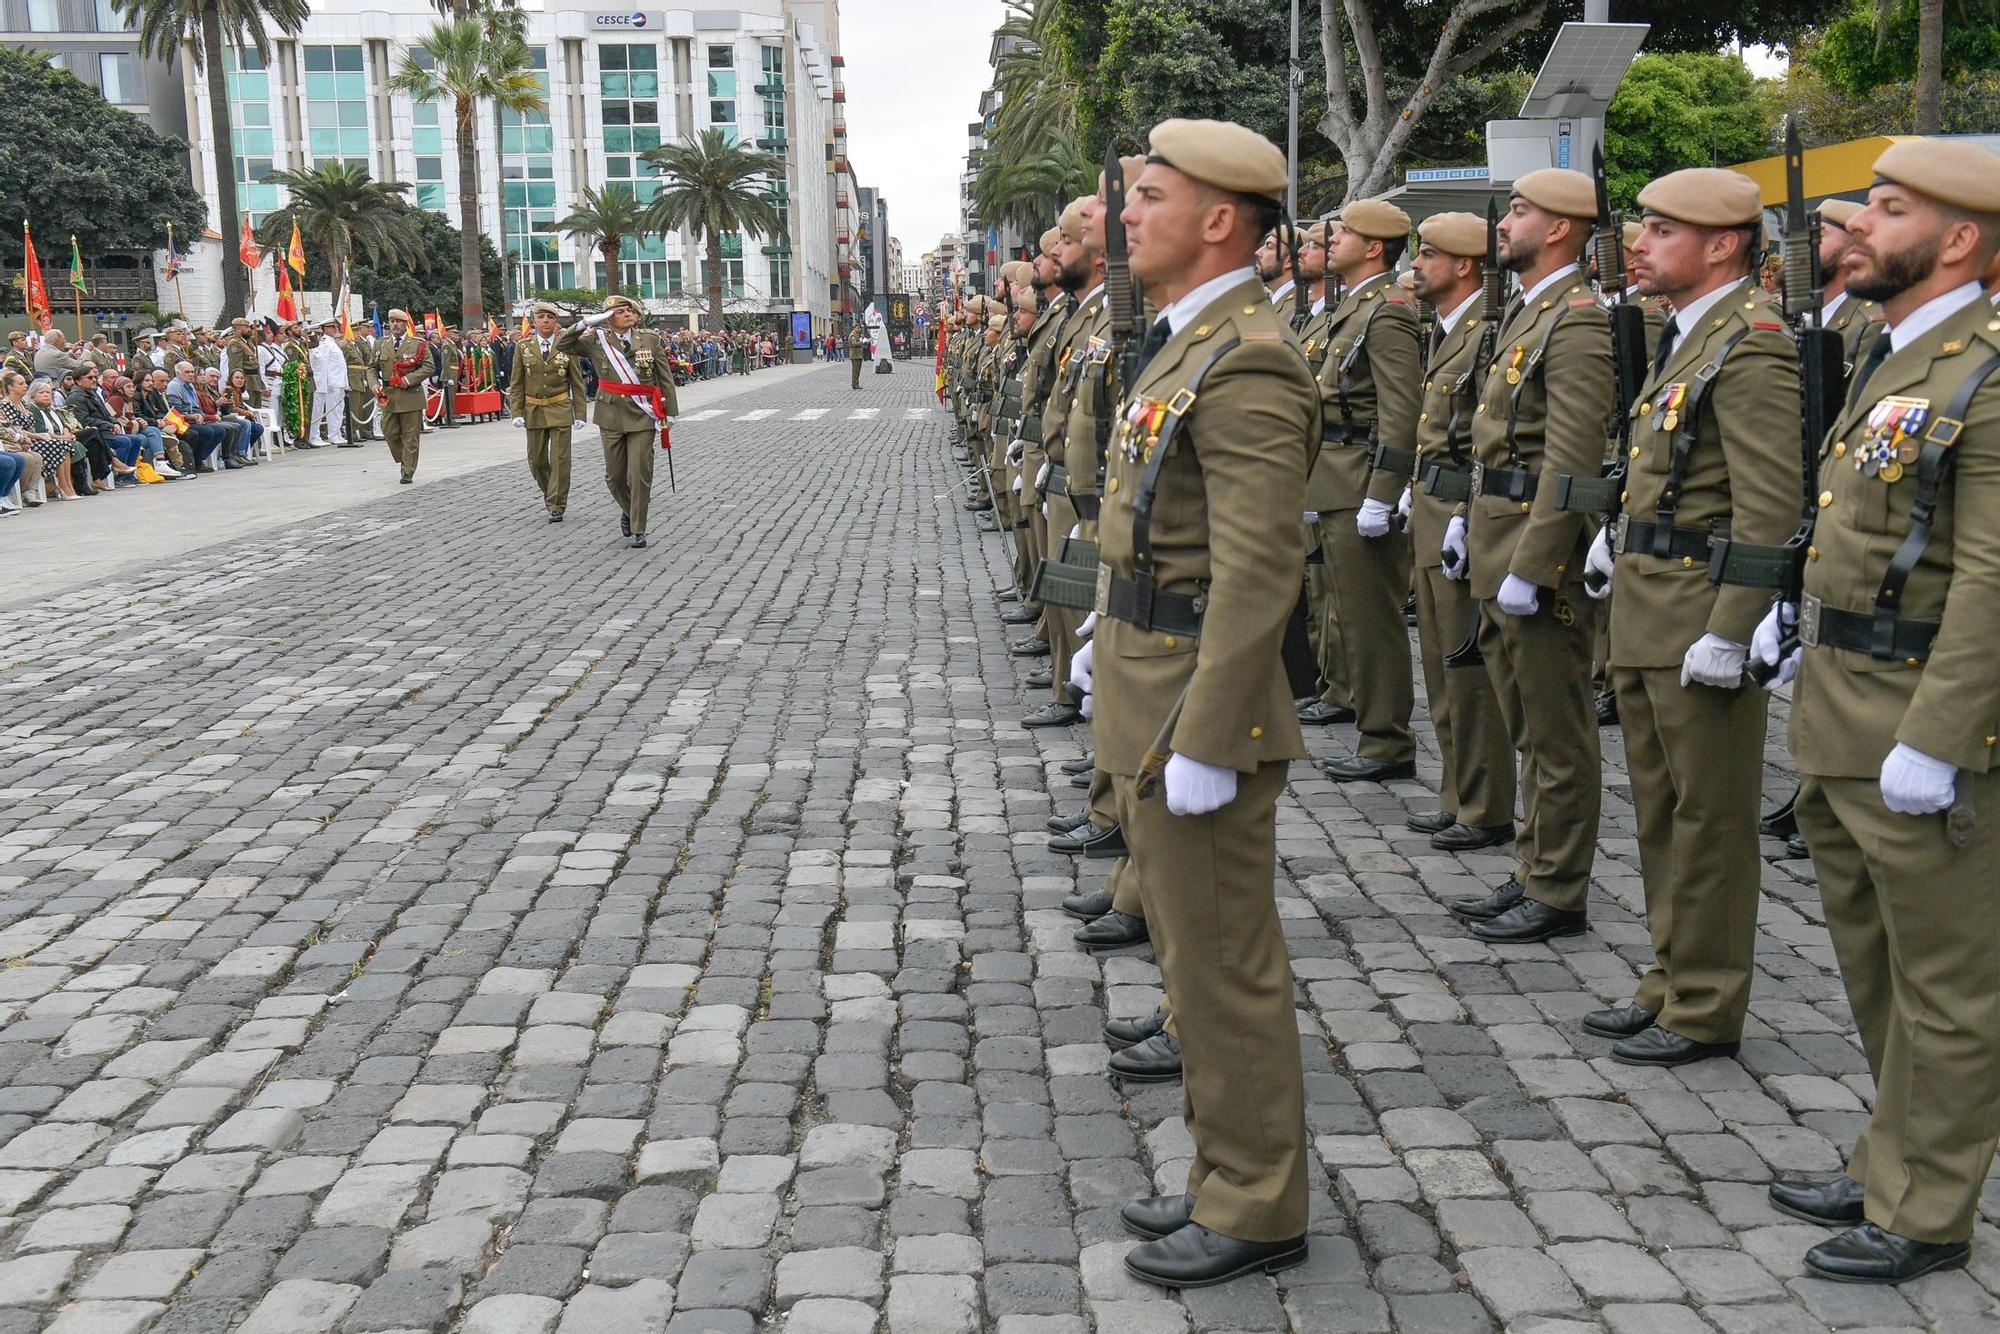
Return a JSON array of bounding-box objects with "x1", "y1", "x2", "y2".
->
[
  {"x1": 1471, "y1": 461, "x2": 1538, "y2": 502},
  {"x1": 1613, "y1": 516, "x2": 1796, "y2": 589},
  {"x1": 1320, "y1": 425, "x2": 1374, "y2": 448},
  {"x1": 1422, "y1": 460, "x2": 1472, "y2": 503},
  {"x1": 1102, "y1": 573, "x2": 1204, "y2": 637},
  {"x1": 1553, "y1": 471, "x2": 1621, "y2": 515},
  {"x1": 1801, "y1": 592, "x2": 1938, "y2": 662},
  {"x1": 1046, "y1": 464, "x2": 1068, "y2": 496},
  {"x1": 1612, "y1": 516, "x2": 1710, "y2": 564},
  {"x1": 1069, "y1": 491, "x2": 1100, "y2": 522},
  {"x1": 1370, "y1": 444, "x2": 1418, "y2": 475}
]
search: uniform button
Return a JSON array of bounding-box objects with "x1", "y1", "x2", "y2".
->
[
  {"x1": 1520, "y1": 502, "x2": 1531, "y2": 513},
  {"x1": 1640, "y1": 401, "x2": 1652, "y2": 414},
  {"x1": 1476, "y1": 404, "x2": 1487, "y2": 413},
  {"x1": 1619, "y1": 490, "x2": 1629, "y2": 504},
  {"x1": 1555, "y1": 564, "x2": 1566, "y2": 574},
  {"x1": 1907, "y1": 658, "x2": 1922, "y2": 667},
  {"x1": 1682, "y1": 556, "x2": 1695, "y2": 568},
  {"x1": 1250, "y1": 726, "x2": 1263, "y2": 739},
  {"x1": 1834, "y1": 442, "x2": 1846, "y2": 458},
  {"x1": 1108, "y1": 477, "x2": 1119, "y2": 494},
  {"x1": 1419, "y1": 412, "x2": 1429, "y2": 423},
  {"x1": 1163, "y1": 636, "x2": 1176, "y2": 649},
  {"x1": 1629, "y1": 446, "x2": 1641, "y2": 458},
  {"x1": 1818, "y1": 489, "x2": 1833, "y2": 507},
  {"x1": 1987, "y1": 735, "x2": 1997, "y2": 746},
  {"x1": 1807, "y1": 546, "x2": 1819, "y2": 561}
]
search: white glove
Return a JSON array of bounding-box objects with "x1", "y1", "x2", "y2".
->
[
  {"x1": 1069, "y1": 640, "x2": 1094, "y2": 696},
  {"x1": 1006, "y1": 438, "x2": 1024, "y2": 465},
  {"x1": 1680, "y1": 633, "x2": 1748, "y2": 689},
  {"x1": 1751, "y1": 602, "x2": 1802, "y2": 689},
  {"x1": 1035, "y1": 461, "x2": 1049, "y2": 489},
  {"x1": 1068, "y1": 524, "x2": 1082, "y2": 540},
  {"x1": 1079, "y1": 691, "x2": 1093, "y2": 719},
  {"x1": 1040, "y1": 501, "x2": 1048, "y2": 518},
  {"x1": 1881, "y1": 743, "x2": 1956, "y2": 815},
  {"x1": 1396, "y1": 486, "x2": 1412, "y2": 526},
  {"x1": 1496, "y1": 574, "x2": 1541, "y2": 617},
  {"x1": 511, "y1": 415, "x2": 526, "y2": 428},
  {"x1": 1583, "y1": 526, "x2": 1615, "y2": 600},
  {"x1": 574, "y1": 418, "x2": 588, "y2": 430},
  {"x1": 1012, "y1": 474, "x2": 1023, "y2": 493},
  {"x1": 1164, "y1": 754, "x2": 1237, "y2": 817},
  {"x1": 1302, "y1": 511, "x2": 1320, "y2": 526},
  {"x1": 1441, "y1": 515, "x2": 1468, "y2": 581},
  {"x1": 576, "y1": 312, "x2": 613, "y2": 329},
  {"x1": 1077, "y1": 612, "x2": 1096, "y2": 638},
  {"x1": 1357, "y1": 497, "x2": 1393, "y2": 538}
]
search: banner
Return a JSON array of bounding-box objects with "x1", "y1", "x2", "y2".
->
[
  {"x1": 287, "y1": 221, "x2": 306, "y2": 278},
  {"x1": 238, "y1": 217, "x2": 260, "y2": 269},
  {"x1": 21, "y1": 224, "x2": 49, "y2": 329},
  {"x1": 275, "y1": 264, "x2": 298, "y2": 322},
  {"x1": 68, "y1": 235, "x2": 86, "y2": 293},
  {"x1": 163, "y1": 222, "x2": 181, "y2": 281}
]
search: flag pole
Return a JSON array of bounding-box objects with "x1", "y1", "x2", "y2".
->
[{"x1": 167, "y1": 222, "x2": 188, "y2": 321}]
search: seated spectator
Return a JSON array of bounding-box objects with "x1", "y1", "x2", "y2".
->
[
  {"x1": 65, "y1": 368, "x2": 153, "y2": 489},
  {"x1": 164, "y1": 362, "x2": 237, "y2": 470},
  {"x1": 0, "y1": 373, "x2": 50, "y2": 511},
  {"x1": 72, "y1": 366, "x2": 172, "y2": 479},
  {"x1": 31, "y1": 329, "x2": 89, "y2": 381},
  {"x1": 197, "y1": 367, "x2": 259, "y2": 463},
  {"x1": 4, "y1": 374, "x2": 87, "y2": 498},
  {"x1": 132, "y1": 368, "x2": 217, "y2": 474}
]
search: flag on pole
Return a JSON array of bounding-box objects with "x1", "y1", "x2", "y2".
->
[
  {"x1": 286, "y1": 221, "x2": 306, "y2": 277},
  {"x1": 518, "y1": 309, "x2": 529, "y2": 337},
  {"x1": 163, "y1": 222, "x2": 181, "y2": 281},
  {"x1": 424, "y1": 311, "x2": 440, "y2": 335},
  {"x1": 68, "y1": 235, "x2": 86, "y2": 293},
  {"x1": 239, "y1": 217, "x2": 261, "y2": 269},
  {"x1": 339, "y1": 286, "x2": 353, "y2": 340},
  {"x1": 21, "y1": 223, "x2": 50, "y2": 329},
  {"x1": 275, "y1": 263, "x2": 298, "y2": 322},
  {"x1": 371, "y1": 305, "x2": 384, "y2": 339},
  {"x1": 486, "y1": 316, "x2": 500, "y2": 340}
]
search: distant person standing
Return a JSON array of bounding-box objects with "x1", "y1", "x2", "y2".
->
[
  {"x1": 847, "y1": 323, "x2": 869, "y2": 389},
  {"x1": 307, "y1": 319, "x2": 349, "y2": 447}
]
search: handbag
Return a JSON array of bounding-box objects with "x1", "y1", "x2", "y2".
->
[{"x1": 135, "y1": 458, "x2": 164, "y2": 484}]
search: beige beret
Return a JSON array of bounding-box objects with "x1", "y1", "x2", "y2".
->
[
  {"x1": 1146, "y1": 119, "x2": 1287, "y2": 203},
  {"x1": 231, "y1": 315, "x2": 254, "y2": 327},
  {"x1": 1418, "y1": 211, "x2": 1485, "y2": 259},
  {"x1": 1300, "y1": 220, "x2": 1334, "y2": 247},
  {"x1": 1005, "y1": 259, "x2": 1033, "y2": 285},
  {"x1": 1341, "y1": 198, "x2": 1410, "y2": 240},
  {"x1": 604, "y1": 294, "x2": 644, "y2": 313},
  {"x1": 1059, "y1": 196, "x2": 1092, "y2": 244},
  {"x1": 987, "y1": 315, "x2": 1006, "y2": 332},
  {"x1": 1622, "y1": 220, "x2": 1643, "y2": 249},
  {"x1": 1039, "y1": 226, "x2": 1062, "y2": 254},
  {"x1": 1011, "y1": 289, "x2": 1037, "y2": 314},
  {"x1": 1814, "y1": 198, "x2": 1863, "y2": 229},
  {"x1": 531, "y1": 300, "x2": 561, "y2": 317},
  {"x1": 1637, "y1": 168, "x2": 1763, "y2": 227},
  {"x1": 1873, "y1": 138, "x2": 2000, "y2": 213},
  {"x1": 1097, "y1": 154, "x2": 1149, "y2": 198},
  {"x1": 386, "y1": 309, "x2": 412, "y2": 323},
  {"x1": 1512, "y1": 167, "x2": 1596, "y2": 220}
]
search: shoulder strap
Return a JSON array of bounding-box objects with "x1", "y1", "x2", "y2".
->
[
  {"x1": 1646, "y1": 325, "x2": 1755, "y2": 542},
  {"x1": 1332, "y1": 297, "x2": 1395, "y2": 438},
  {"x1": 1501, "y1": 303, "x2": 1576, "y2": 466},
  {"x1": 1127, "y1": 338, "x2": 1244, "y2": 621}
]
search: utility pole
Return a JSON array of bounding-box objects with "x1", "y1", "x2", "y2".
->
[
  {"x1": 1579, "y1": 0, "x2": 1610, "y2": 171},
  {"x1": 1286, "y1": 0, "x2": 1300, "y2": 217}
]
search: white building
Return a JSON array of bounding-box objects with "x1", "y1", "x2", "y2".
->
[{"x1": 171, "y1": 0, "x2": 847, "y2": 335}]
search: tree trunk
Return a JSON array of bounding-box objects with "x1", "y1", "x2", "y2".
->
[
  {"x1": 1914, "y1": 0, "x2": 1944, "y2": 135},
  {"x1": 202, "y1": 2, "x2": 246, "y2": 322},
  {"x1": 329, "y1": 233, "x2": 346, "y2": 312},
  {"x1": 454, "y1": 93, "x2": 483, "y2": 331},
  {"x1": 705, "y1": 230, "x2": 723, "y2": 333},
  {"x1": 602, "y1": 238, "x2": 621, "y2": 296}
]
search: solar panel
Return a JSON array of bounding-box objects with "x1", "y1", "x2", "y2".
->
[{"x1": 1519, "y1": 22, "x2": 1650, "y2": 119}]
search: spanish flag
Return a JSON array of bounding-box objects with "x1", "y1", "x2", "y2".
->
[
  {"x1": 286, "y1": 221, "x2": 306, "y2": 278},
  {"x1": 275, "y1": 263, "x2": 298, "y2": 322}
]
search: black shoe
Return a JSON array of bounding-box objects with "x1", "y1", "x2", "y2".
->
[
  {"x1": 1769, "y1": 1175, "x2": 1866, "y2": 1227},
  {"x1": 1075, "y1": 910, "x2": 1149, "y2": 953},
  {"x1": 1069, "y1": 770, "x2": 1092, "y2": 789},
  {"x1": 996, "y1": 586, "x2": 1020, "y2": 603},
  {"x1": 1470, "y1": 899, "x2": 1588, "y2": 944},
  {"x1": 1595, "y1": 690, "x2": 1620, "y2": 726},
  {"x1": 549, "y1": 510, "x2": 564, "y2": 523},
  {"x1": 1046, "y1": 808, "x2": 1091, "y2": 834},
  {"x1": 1760, "y1": 795, "x2": 1800, "y2": 840},
  {"x1": 1010, "y1": 638, "x2": 1050, "y2": 658},
  {"x1": 1124, "y1": 1223, "x2": 1306, "y2": 1290},
  {"x1": 1048, "y1": 822, "x2": 1124, "y2": 860},
  {"x1": 400, "y1": 472, "x2": 413, "y2": 485},
  {"x1": 295, "y1": 440, "x2": 321, "y2": 449},
  {"x1": 1783, "y1": 832, "x2": 1809, "y2": 860},
  {"x1": 1104, "y1": 1007, "x2": 1168, "y2": 1052},
  {"x1": 1431, "y1": 822, "x2": 1515, "y2": 852},
  {"x1": 1581, "y1": 1003, "x2": 1657, "y2": 1040},
  {"x1": 336, "y1": 441, "x2": 361, "y2": 448},
  {"x1": 621, "y1": 516, "x2": 632, "y2": 538},
  {"x1": 1060, "y1": 888, "x2": 1113, "y2": 921},
  {"x1": 1297, "y1": 700, "x2": 1356, "y2": 725},
  {"x1": 1611, "y1": 1025, "x2": 1738, "y2": 1067},
  {"x1": 1001, "y1": 604, "x2": 1038, "y2": 625},
  {"x1": 630, "y1": 534, "x2": 647, "y2": 549},
  {"x1": 1121, "y1": 1193, "x2": 1195, "y2": 1241},
  {"x1": 196, "y1": 462, "x2": 218, "y2": 473},
  {"x1": 1021, "y1": 702, "x2": 1080, "y2": 728},
  {"x1": 1448, "y1": 879, "x2": 1524, "y2": 922},
  {"x1": 1406, "y1": 809, "x2": 1456, "y2": 835},
  {"x1": 1321, "y1": 756, "x2": 1417, "y2": 783},
  {"x1": 1024, "y1": 667, "x2": 1054, "y2": 688},
  {"x1": 1107, "y1": 1031, "x2": 1181, "y2": 1082},
  {"x1": 220, "y1": 457, "x2": 244, "y2": 469},
  {"x1": 1060, "y1": 754, "x2": 1095, "y2": 775},
  {"x1": 1804, "y1": 1224, "x2": 1968, "y2": 1285},
  {"x1": 964, "y1": 499, "x2": 992, "y2": 513}
]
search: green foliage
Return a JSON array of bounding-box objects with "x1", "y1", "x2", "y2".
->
[
  {"x1": 0, "y1": 48, "x2": 206, "y2": 265},
  {"x1": 1078, "y1": 0, "x2": 1294, "y2": 156},
  {"x1": 972, "y1": 133, "x2": 1094, "y2": 236},
  {"x1": 1801, "y1": 0, "x2": 2000, "y2": 97},
  {"x1": 255, "y1": 162, "x2": 423, "y2": 297},
  {"x1": 340, "y1": 207, "x2": 501, "y2": 319},
  {"x1": 641, "y1": 129, "x2": 786, "y2": 328},
  {"x1": 118, "y1": 0, "x2": 310, "y2": 70},
  {"x1": 1604, "y1": 53, "x2": 1777, "y2": 209},
  {"x1": 528, "y1": 287, "x2": 608, "y2": 319},
  {"x1": 1783, "y1": 54, "x2": 2000, "y2": 142},
  {"x1": 556, "y1": 186, "x2": 650, "y2": 296}
]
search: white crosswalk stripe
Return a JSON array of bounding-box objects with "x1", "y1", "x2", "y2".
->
[
  {"x1": 678, "y1": 409, "x2": 727, "y2": 422},
  {"x1": 790, "y1": 408, "x2": 830, "y2": 421},
  {"x1": 850, "y1": 408, "x2": 880, "y2": 419},
  {"x1": 736, "y1": 409, "x2": 778, "y2": 421},
  {"x1": 904, "y1": 408, "x2": 932, "y2": 420}
]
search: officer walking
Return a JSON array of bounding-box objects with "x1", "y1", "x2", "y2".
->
[
  {"x1": 559, "y1": 294, "x2": 677, "y2": 549},
  {"x1": 373, "y1": 308, "x2": 430, "y2": 485},
  {"x1": 342, "y1": 324, "x2": 375, "y2": 444},
  {"x1": 509, "y1": 299, "x2": 589, "y2": 523}
]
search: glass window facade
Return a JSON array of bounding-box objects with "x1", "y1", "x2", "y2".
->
[
  {"x1": 598, "y1": 44, "x2": 667, "y2": 295},
  {"x1": 758, "y1": 45, "x2": 785, "y2": 151},
  {"x1": 225, "y1": 46, "x2": 280, "y2": 224},
  {"x1": 99, "y1": 51, "x2": 137, "y2": 104},
  {"x1": 26, "y1": 0, "x2": 59, "y2": 32},
  {"x1": 707, "y1": 48, "x2": 736, "y2": 144},
  {"x1": 93, "y1": 0, "x2": 127, "y2": 31},
  {"x1": 303, "y1": 45, "x2": 369, "y2": 169},
  {"x1": 501, "y1": 48, "x2": 569, "y2": 293}
]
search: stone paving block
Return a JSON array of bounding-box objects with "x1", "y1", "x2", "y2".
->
[
  {"x1": 552, "y1": 1279, "x2": 675, "y2": 1334},
  {"x1": 238, "y1": 1278, "x2": 362, "y2": 1333},
  {"x1": 42, "y1": 1299, "x2": 162, "y2": 1334},
  {"x1": 76, "y1": 1248, "x2": 203, "y2": 1301},
  {"x1": 0, "y1": 1251, "x2": 81, "y2": 1306},
  {"x1": 774, "y1": 1245, "x2": 886, "y2": 1306}
]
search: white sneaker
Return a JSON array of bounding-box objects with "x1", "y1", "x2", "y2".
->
[{"x1": 155, "y1": 462, "x2": 182, "y2": 478}]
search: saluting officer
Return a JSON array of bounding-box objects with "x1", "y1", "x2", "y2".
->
[
  {"x1": 1574, "y1": 168, "x2": 1799, "y2": 1066},
  {"x1": 509, "y1": 299, "x2": 589, "y2": 523},
  {"x1": 1754, "y1": 138, "x2": 2000, "y2": 1286},
  {"x1": 1443, "y1": 168, "x2": 1612, "y2": 944},
  {"x1": 847, "y1": 321, "x2": 870, "y2": 389},
  {"x1": 1079, "y1": 116, "x2": 1316, "y2": 1290},
  {"x1": 559, "y1": 294, "x2": 677, "y2": 549}
]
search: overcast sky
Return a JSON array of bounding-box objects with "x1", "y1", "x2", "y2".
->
[{"x1": 838, "y1": 0, "x2": 1008, "y2": 261}]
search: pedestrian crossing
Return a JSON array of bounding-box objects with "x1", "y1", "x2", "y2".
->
[{"x1": 675, "y1": 405, "x2": 932, "y2": 424}]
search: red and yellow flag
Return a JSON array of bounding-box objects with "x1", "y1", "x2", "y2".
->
[
  {"x1": 238, "y1": 217, "x2": 261, "y2": 269},
  {"x1": 275, "y1": 264, "x2": 298, "y2": 322},
  {"x1": 286, "y1": 221, "x2": 306, "y2": 277},
  {"x1": 21, "y1": 223, "x2": 49, "y2": 328}
]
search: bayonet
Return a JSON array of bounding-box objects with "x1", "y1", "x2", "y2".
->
[
  {"x1": 1594, "y1": 143, "x2": 1649, "y2": 454},
  {"x1": 1103, "y1": 142, "x2": 1140, "y2": 397}
]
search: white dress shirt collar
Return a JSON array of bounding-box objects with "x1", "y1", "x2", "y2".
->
[
  {"x1": 1519, "y1": 262, "x2": 1581, "y2": 310},
  {"x1": 1438, "y1": 289, "x2": 1480, "y2": 337},
  {"x1": 1890, "y1": 281, "x2": 1983, "y2": 353},
  {"x1": 1159, "y1": 266, "x2": 1259, "y2": 338},
  {"x1": 1662, "y1": 280, "x2": 1740, "y2": 360}
]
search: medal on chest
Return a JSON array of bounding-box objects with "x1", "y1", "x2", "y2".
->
[
  {"x1": 1505, "y1": 344, "x2": 1526, "y2": 385},
  {"x1": 1860, "y1": 395, "x2": 1929, "y2": 482},
  {"x1": 1121, "y1": 396, "x2": 1167, "y2": 464},
  {"x1": 1652, "y1": 383, "x2": 1687, "y2": 435}
]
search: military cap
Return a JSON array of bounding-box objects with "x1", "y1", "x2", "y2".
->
[
  {"x1": 1872, "y1": 138, "x2": 2000, "y2": 213},
  {"x1": 1097, "y1": 154, "x2": 1149, "y2": 198},
  {"x1": 5, "y1": 330, "x2": 24, "y2": 342},
  {"x1": 1511, "y1": 167, "x2": 1596, "y2": 220},
  {"x1": 1418, "y1": 211, "x2": 1485, "y2": 259},
  {"x1": 603, "y1": 294, "x2": 643, "y2": 313},
  {"x1": 1146, "y1": 119, "x2": 1287, "y2": 203},
  {"x1": 1039, "y1": 226, "x2": 1061, "y2": 254},
  {"x1": 387, "y1": 308, "x2": 412, "y2": 323},
  {"x1": 1637, "y1": 168, "x2": 1763, "y2": 227},
  {"x1": 1011, "y1": 288, "x2": 1036, "y2": 314},
  {"x1": 530, "y1": 299, "x2": 561, "y2": 317},
  {"x1": 1000, "y1": 259, "x2": 1030, "y2": 285},
  {"x1": 230, "y1": 315, "x2": 252, "y2": 327},
  {"x1": 1058, "y1": 196, "x2": 1092, "y2": 243},
  {"x1": 1341, "y1": 198, "x2": 1410, "y2": 240},
  {"x1": 319, "y1": 317, "x2": 340, "y2": 329},
  {"x1": 1815, "y1": 198, "x2": 1863, "y2": 229},
  {"x1": 987, "y1": 314, "x2": 1006, "y2": 332},
  {"x1": 1300, "y1": 220, "x2": 1334, "y2": 247},
  {"x1": 1622, "y1": 220, "x2": 1643, "y2": 248}
]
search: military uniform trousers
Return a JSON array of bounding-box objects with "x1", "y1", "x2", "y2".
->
[
  {"x1": 1612, "y1": 667, "x2": 1766, "y2": 1043},
  {"x1": 383, "y1": 410, "x2": 422, "y2": 475},
  {"x1": 604, "y1": 427, "x2": 656, "y2": 535},
  {"x1": 1044, "y1": 490, "x2": 1083, "y2": 708},
  {"x1": 1413, "y1": 567, "x2": 1514, "y2": 828},
  {"x1": 525, "y1": 420, "x2": 574, "y2": 513},
  {"x1": 1306, "y1": 520, "x2": 1353, "y2": 710},
  {"x1": 1477, "y1": 594, "x2": 1600, "y2": 911},
  {"x1": 851, "y1": 356, "x2": 865, "y2": 389},
  {"x1": 346, "y1": 387, "x2": 376, "y2": 441},
  {"x1": 1798, "y1": 767, "x2": 2000, "y2": 1244},
  {"x1": 1320, "y1": 511, "x2": 1415, "y2": 763},
  {"x1": 1112, "y1": 760, "x2": 1307, "y2": 1240}
]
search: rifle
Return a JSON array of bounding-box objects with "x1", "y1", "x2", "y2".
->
[
  {"x1": 1103, "y1": 144, "x2": 1143, "y2": 400},
  {"x1": 1442, "y1": 200, "x2": 1507, "y2": 670},
  {"x1": 1595, "y1": 143, "x2": 1650, "y2": 503},
  {"x1": 1288, "y1": 217, "x2": 1309, "y2": 334},
  {"x1": 1751, "y1": 114, "x2": 1845, "y2": 685}
]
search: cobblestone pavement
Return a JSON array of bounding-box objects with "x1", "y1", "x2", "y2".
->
[{"x1": 0, "y1": 362, "x2": 1990, "y2": 1334}]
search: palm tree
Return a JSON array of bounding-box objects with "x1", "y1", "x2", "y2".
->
[
  {"x1": 118, "y1": 0, "x2": 312, "y2": 323},
  {"x1": 640, "y1": 130, "x2": 786, "y2": 332},
  {"x1": 987, "y1": 0, "x2": 1078, "y2": 161},
  {"x1": 972, "y1": 132, "x2": 1093, "y2": 236},
  {"x1": 557, "y1": 186, "x2": 651, "y2": 298},
  {"x1": 256, "y1": 163, "x2": 422, "y2": 303},
  {"x1": 388, "y1": 16, "x2": 545, "y2": 331}
]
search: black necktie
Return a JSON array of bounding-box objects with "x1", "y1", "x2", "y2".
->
[
  {"x1": 1652, "y1": 316, "x2": 1679, "y2": 377},
  {"x1": 1849, "y1": 329, "x2": 1893, "y2": 402},
  {"x1": 1135, "y1": 317, "x2": 1171, "y2": 376}
]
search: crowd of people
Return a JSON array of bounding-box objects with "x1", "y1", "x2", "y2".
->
[{"x1": 944, "y1": 120, "x2": 2000, "y2": 1291}]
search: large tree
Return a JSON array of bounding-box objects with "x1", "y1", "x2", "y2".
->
[
  {"x1": 1601, "y1": 53, "x2": 1775, "y2": 208},
  {"x1": 387, "y1": 16, "x2": 545, "y2": 332},
  {"x1": 328, "y1": 206, "x2": 501, "y2": 323},
  {"x1": 0, "y1": 49, "x2": 205, "y2": 269},
  {"x1": 1803, "y1": 0, "x2": 2000, "y2": 133},
  {"x1": 256, "y1": 162, "x2": 422, "y2": 302},
  {"x1": 556, "y1": 186, "x2": 649, "y2": 298},
  {"x1": 117, "y1": 0, "x2": 311, "y2": 323},
  {"x1": 640, "y1": 130, "x2": 786, "y2": 332}
]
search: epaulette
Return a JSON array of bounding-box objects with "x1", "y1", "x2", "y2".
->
[
  {"x1": 1241, "y1": 331, "x2": 1282, "y2": 341},
  {"x1": 1751, "y1": 321, "x2": 1785, "y2": 332},
  {"x1": 1567, "y1": 297, "x2": 1597, "y2": 308},
  {"x1": 1385, "y1": 296, "x2": 1406, "y2": 305}
]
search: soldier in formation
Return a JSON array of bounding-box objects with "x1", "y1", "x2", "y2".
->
[{"x1": 509, "y1": 299, "x2": 590, "y2": 523}]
